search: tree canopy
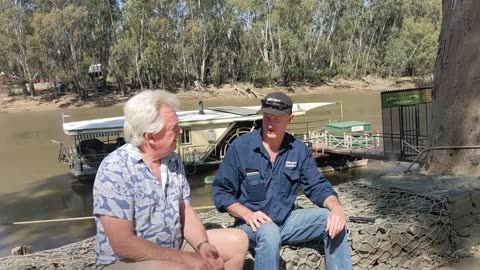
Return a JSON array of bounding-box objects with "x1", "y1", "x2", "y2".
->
[{"x1": 0, "y1": 0, "x2": 442, "y2": 98}]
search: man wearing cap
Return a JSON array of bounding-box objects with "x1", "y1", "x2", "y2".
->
[{"x1": 212, "y1": 92, "x2": 352, "y2": 269}]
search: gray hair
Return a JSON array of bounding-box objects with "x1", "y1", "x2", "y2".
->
[{"x1": 123, "y1": 90, "x2": 179, "y2": 146}]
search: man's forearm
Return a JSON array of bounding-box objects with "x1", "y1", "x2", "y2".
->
[
  {"x1": 225, "y1": 202, "x2": 253, "y2": 222},
  {"x1": 182, "y1": 203, "x2": 209, "y2": 250},
  {"x1": 114, "y1": 234, "x2": 191, "y2": 263},
  {"x1": 100, "y1": 215, "x2": 193, "y2": 264},
  {"x1": 323, "y1": 195, "x2": 342, "y2": 210}
]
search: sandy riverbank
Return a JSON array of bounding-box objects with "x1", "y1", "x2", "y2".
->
[{"x1": 0, "y1": 77, "x2": 416, "y2": 113}]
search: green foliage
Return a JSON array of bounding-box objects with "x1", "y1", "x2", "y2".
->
[{"x1": 0, "y1": 0, "x2": 441, "y2": 92}]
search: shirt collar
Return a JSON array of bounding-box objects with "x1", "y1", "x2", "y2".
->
[
  {"x1": 125, "y1": 143, "x2": 175, "y2": 165},
  {"x1": 124, "y1": 143, "x2": 144, "y2": 163},
  {"x1": 252, "y1": 128, "x2": 295, "y2": 153}
]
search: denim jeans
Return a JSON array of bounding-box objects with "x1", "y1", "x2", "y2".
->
[{"x1": 236, "y1": 207, "x2": 352, "y2": 270}]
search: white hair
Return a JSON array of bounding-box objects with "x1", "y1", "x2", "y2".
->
[{"x1": 123, "y1": 90, "x2": 179, "y2": 146}]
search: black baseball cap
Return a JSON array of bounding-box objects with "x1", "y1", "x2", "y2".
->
[{"x1": 257, "y1": 91, "x2": 293, "y2": 116}]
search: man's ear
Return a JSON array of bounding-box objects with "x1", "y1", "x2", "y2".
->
[
  {"x1": 144, "y1": 132, "x2": 154, "y2": 144},
  {"x1": 289, "y1": 114, "x2": 294, "y2": 123}
]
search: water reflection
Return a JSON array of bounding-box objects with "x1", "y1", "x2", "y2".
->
[{"x1": 0, "y1": 174, "x2": 94, "y2": 256}]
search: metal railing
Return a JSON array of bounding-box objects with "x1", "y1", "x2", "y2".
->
[
  {"x1": 305, "y1": 130, "x2": 380, "y2": 152},
  {"x1": 404, "y1": 145, "x2": 480, "y2": 174}
]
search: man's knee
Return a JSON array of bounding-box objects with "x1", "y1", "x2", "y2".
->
[
  {"x1": 306, "y1": 207, "x2": 331, "y2": 219},
  {"x1": 256, "y1": 222, "x2": 281, "y2": 244},
  {"x1": 224, "y1": 228, "x2": 249, "y2": 252},
  {"x1": 235, "y1": 229, "x2": 249, "y2": 252}
]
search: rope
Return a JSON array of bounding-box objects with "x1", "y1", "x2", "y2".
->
[{"x1": 0, "y1": 205, "x2": 216, "y2": 226}]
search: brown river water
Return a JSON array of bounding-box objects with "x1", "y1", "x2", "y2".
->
[{"x1": 0, "y1": 91, "x2": 410, "y2": 257}]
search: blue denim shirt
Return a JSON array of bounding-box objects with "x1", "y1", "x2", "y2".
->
[
  {"x1": 93, "y1": 143, "x2": 191, "y2": 266},
  {"x1": 212, "y1": 128, "x2": 337, "y2": 225}
]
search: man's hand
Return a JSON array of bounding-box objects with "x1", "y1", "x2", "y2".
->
[
  {"x1": 326, "y1": 205, "x2": 346, "y2": 238},
  {"x1": 198, "y1": 242, "x2": 224, "y2": 270},
  {"x1": 247, "y1": 211, "x2": 272, "y2": 232},
  {"x1": 184, "y1": 250, "x2": 221, "y2": 270}
]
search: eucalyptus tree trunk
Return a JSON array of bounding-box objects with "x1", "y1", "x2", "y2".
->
[
  {"x1": 200, "y1": 34, "x2": 207, "y2": 85},
  {"x1": 135, "y1": 51, "x2": 144, "y2": 90},
  {"x1": 8, "y1": 0, "x2": 36, "y2": 96},
  {"x1": 418, "y1": 0, "x2": 480, "y2": 175},
  {"x1": 28, "y1": 80, "x2": 35, "y2": 96},
  {"x1": 69, "y1": 37, "x2": 86, "y2": 99}
]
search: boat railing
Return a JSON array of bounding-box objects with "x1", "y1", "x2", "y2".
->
[
  {"x1": 303, "y1": 129, "x2": 381, "y2": 153},
  {"x1": 52, "y1": 140, "x2": 73, "y2": 164},
  {"x1": 182, "y1": 144, "x2": 218, "y2": 164}
]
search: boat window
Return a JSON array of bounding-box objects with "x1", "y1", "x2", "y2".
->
[{"x1": 181, "y1": 128, "x2": 191, "y2": 144}]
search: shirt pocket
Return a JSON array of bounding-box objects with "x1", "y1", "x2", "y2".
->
[
  {"x1": 244, "y1": 170, "x2": 266, "y2": 202},
  {"x1": 279, "y1": 169, "x2": 300, "y2": 194}
]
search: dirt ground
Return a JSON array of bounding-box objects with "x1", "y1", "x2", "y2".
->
[{"x1": 0, "y1": 76, "x2": 417, "y2": 113}]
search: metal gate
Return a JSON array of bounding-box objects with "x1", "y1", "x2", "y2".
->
[{"x1": 381, "y1": 87, "x2": 432, "y2": 161}]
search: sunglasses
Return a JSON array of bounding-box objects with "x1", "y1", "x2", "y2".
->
[{"x1": 261, "y1": 99, "x2": 292, "y2": 111}]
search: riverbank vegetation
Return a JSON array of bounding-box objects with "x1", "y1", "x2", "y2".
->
[{"x1": 0, "y1": 0, "x2": 440, "y2": 100}]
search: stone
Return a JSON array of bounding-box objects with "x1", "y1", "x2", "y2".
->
[
  {"x1": 358, "y1": 225, "x2": 379, "y2": 235},
  {"x1": 397, "y1": 233, "x2": 414, "y2": 250},
  {"x1": 407, "y1": 224, "x2": 423, "y2": 236},
  {"x1": 472, "y1": 205, "x2": 480, "y2": 215},
  {"x1": 355, "y1": 236, "x2": 380, "y2": 253},
  {"x1": 453, "y1": 215, "x2": 475, "y2": 230},
  {"x1": 377, "y1": 222, "x2": 393, "y2": 234},
  {"x1": 449, "y1": 199, "x2": 473, "y2": 219},
  {"x1": 351, "y1": 254, "x2": 362, "y2": 265},
  {"x1": 471, "y1": 190, "x2": 480, "y2": 206},
  {"x1": 377, "y1": 250, "x2": 392, "y2": 263},
  {"x1": 371, "y1": 263, "x2": 387, "y2": 270},
  {"x1": 454, "y1": 236, "x2": 474, "y2": 252},
  {"x1": 472, "y1": 224, "x2": 480, "y2": 235},
  {"x1": 10, "y1": 245, "x2": 33, "y2": 256},
  {"x1": 409, "y1": 256, "x2": 423, "y2": 269},
  {"x1": 457, "y1": 226, "x2": 472, "y2": 237},
  {"x1": 426, "y1": 227, "x2": 450, "y2": 242},
  {"x1": 445, "y1": 190, "x2": 467, "y2": 203}
]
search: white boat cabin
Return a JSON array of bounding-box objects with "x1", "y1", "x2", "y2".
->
[{"x1": 58, "y1": 102, "x2": 334, "y2": 179}]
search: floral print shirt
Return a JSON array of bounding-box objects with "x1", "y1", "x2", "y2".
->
[{"x1": 93, "y1": 143, "x2": 191, "y2": 266}]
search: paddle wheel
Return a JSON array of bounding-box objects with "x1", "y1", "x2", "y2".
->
[{"x1": 220, "y1": 126, "x2": 256, "y2": 159}]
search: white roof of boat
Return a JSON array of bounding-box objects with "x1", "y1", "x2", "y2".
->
[{"x1": 62, "y1": 102, "x2": 334, "y2": 135}]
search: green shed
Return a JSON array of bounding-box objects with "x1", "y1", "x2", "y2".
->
[{"x1": 324, "y1": 121, "x2": 372, "y2": 133}]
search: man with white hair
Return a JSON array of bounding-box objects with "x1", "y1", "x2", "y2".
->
[{"x1": 93, "y1": 90, "x2": 248, "y2": 270}]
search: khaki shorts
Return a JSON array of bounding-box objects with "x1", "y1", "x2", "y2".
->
[{"x1": 96, "y1": 242, "x2": 195, "y2": 270}]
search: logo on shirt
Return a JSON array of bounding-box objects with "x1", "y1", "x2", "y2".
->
[{"x1": 285, "y1": 161, "x2": 297, "y2": 168}]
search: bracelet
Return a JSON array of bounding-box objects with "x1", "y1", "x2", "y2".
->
[{"x1": 196, "y1": 240, "x2": 209, "y2": 253}]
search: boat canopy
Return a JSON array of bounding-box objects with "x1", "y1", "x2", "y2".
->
[{"x1": 62, "y1": 102, "x2": 335, "y2": 136}]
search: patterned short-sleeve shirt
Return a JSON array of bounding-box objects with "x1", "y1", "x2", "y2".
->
[{"x1": 93, "y1": 143, "x2": 191, "y2": 266}]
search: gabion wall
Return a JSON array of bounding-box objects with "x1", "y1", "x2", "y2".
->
[{"x1": 2, "y1": 176, "x2": 480, "y2": 270}]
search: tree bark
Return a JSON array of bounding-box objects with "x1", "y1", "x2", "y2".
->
[{"x1": 418, "y1": 0, "x2": 480, "y2": 175}]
